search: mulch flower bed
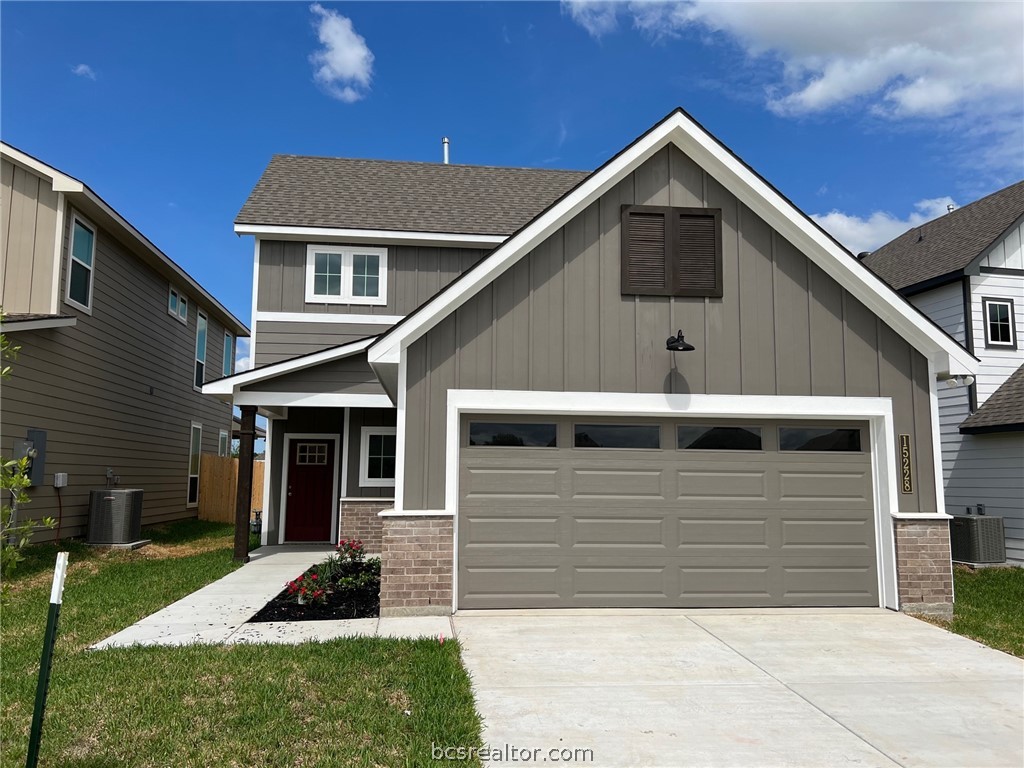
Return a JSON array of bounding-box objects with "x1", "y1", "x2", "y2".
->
[{"x1": 249, "y1": 539, "x2": 381, "y2": 622}]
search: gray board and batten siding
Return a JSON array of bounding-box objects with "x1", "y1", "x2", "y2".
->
[
  {"x1": 403, "y1": 144, "x2": 938, "y2": 514},
  {"x1": 1, "y1": 158, "x2": 60, "y2": 314},
  {"x1": 1, "y1": 206, "x2": 234, "y2": 541},
  {"x1": 242, "y1": 352, "x2": 385, "y2": 395},
  {"x1": 253, "y1": 242, "x2": 489, "y2": 366}
]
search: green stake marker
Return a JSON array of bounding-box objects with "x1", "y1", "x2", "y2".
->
[{"x1": 25, "y1": 551, "x2": 69, "y2": 768}]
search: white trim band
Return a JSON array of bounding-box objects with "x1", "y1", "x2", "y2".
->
[
  {"x1": 379, "y1": 509, "x2": 453, "y2": 517},
  {"x1": 255, "y1": 311, "x2": 404, "y2": 325},
  {"x1": 232, "y1": 392, "x2": 394, "y2": 408},
  {"x1": 235, "y1": 223, "x2": 507, "y2": 247}
]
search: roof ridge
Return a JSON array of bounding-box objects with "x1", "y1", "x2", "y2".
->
[{"x1": 268, "y1": 153, "x2": 590, "y2": 176}]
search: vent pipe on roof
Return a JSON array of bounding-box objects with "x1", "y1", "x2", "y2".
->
[
  {"x1": 442, "y1": 136, "x2": 450, "y2": 165},
  {"x1": 947, "y1": 204, "x2": 955, "y2": 214}
]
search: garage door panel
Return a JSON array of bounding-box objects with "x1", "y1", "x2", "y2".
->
[
  {"x1": 462, "y1": 466, "x2": 561, "y2": 499},
  {"x1": 572, "y1": 566, "x2": 669, "y2": 599},
  {"x1": 571, "y1": 468, "x2": 665, "y2": 499},
  {"x1": 677, "y1": 517, "x2": 770, "y2": 548},
  {"x1": 778, "y1": 468, "x2": 872, "y2": 504},
  {"x1": 461, "y1": 566, "x2": 561, "y2": 605},
  {"x1": 782, "y1": 566, "x2": 876, "y2": 601},
  {"x1": 679, "y1": 566, "x2": 772, "y2": 599},
  {"x1": 780, "y1": 517, "x2": 875, "y2": 549},
  {"x1": 461, "y1": 514, "x2": 561, "y2": 547},
  {"x1": 573, "y1": 516, "x2": 668, "y2": 547},
  {"x1": 677, "y1": 469, "x2": 768, "y2": 500}
]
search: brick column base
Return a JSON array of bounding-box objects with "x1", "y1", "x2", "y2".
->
[
  {"x1": 894, "y1": 519, "x2": 954, "y2": 618},
  {"x1": 379, "y1": 516, "x2": 453, "y2": 616},
  {"x1": 339, "y1": 499, "x2": 389, "y2": 553}
]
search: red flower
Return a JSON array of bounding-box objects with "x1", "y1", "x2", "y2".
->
[{"x1": 310, "y1": 574, "x2": 318, "y2": 581}]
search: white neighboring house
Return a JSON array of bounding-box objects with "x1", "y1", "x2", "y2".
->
[{"x1": 864, "y1": 180, "x2": 1024, "y2": 564}]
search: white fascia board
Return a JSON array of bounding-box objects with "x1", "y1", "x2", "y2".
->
[
  {"x1": 0, "y1": 316, "x2": 77, "y2": 332},
  {"x1": 235, "y1": 223, "x2": 506, "y2": 248},
  {"x1": 367, "y1": 112, "x2": 976, "y2": 377},
  {"x1": 1, "y1": 144, "x2": 84, "y2": 192},
  {"x1": 255, "y1": 310, "x2": 404, "y2": 325},
  {"x1": 233, "y1": 392, "x2": 394, "y2": 408},
  {"x1": 201, "y1": 337, "x2": 376, "y2": 394}
]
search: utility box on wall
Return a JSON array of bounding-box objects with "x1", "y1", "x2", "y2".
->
[{"x1": 12, "y1": 429, "x2": 47, "y2": 487}]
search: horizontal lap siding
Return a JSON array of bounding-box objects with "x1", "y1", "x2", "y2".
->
[
  {"x1": 403, "y1": 145, "x2": 938, "y2": 514},
  {"x1": 0, "y1": 206, "x2": 233, "y2": 541},
  {"x1": 242, "y1": 351, "x2": 385, "y2": 395},
  {"x1": 970, "y1": 273, "x2": 1023, "y2": 406},
  {"x1": 1, "y1": 159, "x2": 59, "y2": 314},
  {"x1": 253, "y1": 320, "x2": 388, "y2": 366}
]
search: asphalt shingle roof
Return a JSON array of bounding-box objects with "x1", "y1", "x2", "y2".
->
[
  {"x1": 960, "y1": 363, "x2": 1024, "y2": 433},
  {"x1": 862, "y1": 181, "x2": 1024, "y2": 291},
  {"x1": 235, "y1": 155, "x2": 591, "y2": 236}
]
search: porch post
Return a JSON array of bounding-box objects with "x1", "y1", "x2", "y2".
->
[{"x1": 234, "y1": 405, "x2": 257, "y2": 562}]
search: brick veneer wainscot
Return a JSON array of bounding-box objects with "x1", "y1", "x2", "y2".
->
[
  {"x1": 339, "y1": 499, "x2": 389, "y2": 553},
  {"x1": 379, "y1": 516, "x2": 453, "y2": 616},
  {"x1": 894, "y1": 519, "x2": 954, "y2": 618}
]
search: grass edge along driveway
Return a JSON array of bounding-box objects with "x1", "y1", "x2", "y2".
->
[{"x1": 1, "y1": 520, "x2": 482, "y2": 767}]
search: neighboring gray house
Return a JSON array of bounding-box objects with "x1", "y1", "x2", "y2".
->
[
  {"x1": 863, "y1": 182, "x2": 1024, "y2": 564},
  {"x1": 207, "y1": 109, "x2": 976, "y2": 617},
  {"x1": 0, "y1": 143, "x2": 249, "y2": 541}
]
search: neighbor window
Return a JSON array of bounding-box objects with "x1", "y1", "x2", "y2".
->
[
  {"x1": 678, "y1": 425, "x2": 763, "y2": 451},
  {"x1": 218, "y1": 429, "x2": 229, "y2": 457},
  {"x1": 359, "y1": 427, "x2": 396, "y2": 487},
  {"x1": 982, "y1": 298, "x2": 1016, "y2": 349},
  {"x1": 194, "y1": 311, "x2": 208, "y2": 389},
  {"x1": 469, "y1": 422, "x2": 557, "y2": 447},
  {"x1": 574, "y1": 424, "x2": 660, "y2": 449},
  {"x1": 222, "y1": 332, "x2": 234, "y2": 377},
  {"x1": 621, "y1": 205, "x2": 722, "y2": 297},
  {"x1": 65, "y1": 213, "x2": 96, "y2": 311},
  {"x1": 779, "y1": 427, "x2": 862, "y2": 452},
  {"x1": 305, "y1": 245, "x2": 388, "y2": 305},
  {"x1": 187, "y1": 423, "x2": 202, "y2": 506},
  {"x1": 168, "y1": 287, "x2": 188, "y2": 323}
]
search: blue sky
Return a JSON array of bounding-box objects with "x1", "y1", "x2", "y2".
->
[{"x1": 3, "y1": 1, "x2": 1022, "y2": 368}]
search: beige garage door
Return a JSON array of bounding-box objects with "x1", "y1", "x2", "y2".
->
[{"x1": 458, "y1": 417, "x2": 878, "y2": 609}]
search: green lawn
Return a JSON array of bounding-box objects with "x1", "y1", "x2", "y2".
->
[
  {"x1": 1, "y1": 520, "x2": 481, "y2": 767},
  {"x1": 925, "y1": 565, "x2": 1024, "y2": 658}
]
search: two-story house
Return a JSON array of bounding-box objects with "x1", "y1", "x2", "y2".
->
[
  {"x1": 863, "y1": 182, "x2": 1024, "y2": 564},
  {"x1": 0, "y1": 143, "x2": 249, "y2": 541},
  {"x1": 206, "y1": 109, "x2": 976, "y2": 618}
]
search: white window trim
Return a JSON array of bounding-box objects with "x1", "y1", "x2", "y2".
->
[
  {"x1": 64, "y1": 211, "x2": 97, "y2": 314},
  {"x1": 194, "y1": 310, "x2": 208, "y2": 392},
  {"x1": 187, "y1": 422, "x2": 202, "y2": 508},
  {"x1": 222, "y1": 331, "x2": 234, "y2": 377},
  {"x1": 218, "y1": 429, "x2": 229, "y2": 457},
  {"x1": 982, "y1": 297, "x2": 1016, "y2": 348},
  {"x1": 359, "y1": 426, "x2": 396, "y2": 488},
  {"x1": 168, "y1": 286, "x2": 188, "y2": 324},
  {"x1": 304, "y1": 244, "x2": 388, "y2": 306}
]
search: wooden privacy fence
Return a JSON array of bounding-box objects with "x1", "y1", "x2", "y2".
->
[{"x1": 198, "y1": 454, "x2": 265, "y2": 524}]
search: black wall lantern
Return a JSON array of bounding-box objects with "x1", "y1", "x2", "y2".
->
[{"x1": 666, "y1": 330, "x2": 695, "y2": 352}]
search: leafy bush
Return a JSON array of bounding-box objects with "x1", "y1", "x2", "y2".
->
[{"x1": 280, "y1": 539, "x2": 381, "y2": 615}]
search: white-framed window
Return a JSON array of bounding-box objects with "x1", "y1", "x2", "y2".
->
[
  {"x1": 222, "y1": 331, "x2": 234, "y2": 377},
  {"x1": 218, "y1": 429, "x2": 230, "y2": 457},
  {"x1": 982, "y1": 297, "x2": 1017, "y2": 349},
  {"x1": 168, "y1": 287, "x2": 188, "y2": 323},
  {"x1": 305, "y1": 245, "x2": 388, "y2": 305},
  {"x1": 359, "y1": 426, "x2": 396, "y2": 487},
  {"x1": 188, "y1": 422, "x2": 202, "y2": 506},
  {"x1": 65, "y1": 212, "x2": 97, "y2": 313},
  {"x1": 194, "y1": 311, "x2": 208, "y2": 390}
]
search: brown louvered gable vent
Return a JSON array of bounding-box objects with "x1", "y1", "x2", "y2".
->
[
  {"x1": 621, "y1": 205, "x2": 722, "y2": 297},
  {"x1": 625, "y1": 211, "x2": 667, "y2": 291}
]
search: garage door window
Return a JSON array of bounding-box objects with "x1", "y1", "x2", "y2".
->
[
  {"x1": 469, "y1": 422, "x2": 557, "y2": 447},
  {"x1": 779, "y1": 427, "x2": 861, "y2": 452},
  {"x1": 574, "y1": 424, "x2": 660, "y2": 449},
  {"x1": 678, "y1": 425, "x2": 762, "y2": 450}
]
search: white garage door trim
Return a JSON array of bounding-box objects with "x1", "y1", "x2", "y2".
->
[{"x1": 445, "y1": 390, "x2": 905, "y2": 612}]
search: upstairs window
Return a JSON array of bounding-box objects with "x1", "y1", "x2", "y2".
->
[
  {"x1": 65, "y1": 213, "x2": 96, "y2": 312},
  {"x1": 983, "y1": 298, "x2": 1016, "y2": 349},
  {"x1": 621, "y1": 205, "x2": 722, "y2": 297},
  {"x1": 168, "y1": 287, "x2": 188, "y2": 323},
  {"x1": 222, "y1": 331, "x2": 234, "y2": 377},
  {"x1": 305, "y1": 245, "x2": 387, "y2": 305},
  {"x1": 194, "y1": 311, "x2": 208, "y2": 390}
]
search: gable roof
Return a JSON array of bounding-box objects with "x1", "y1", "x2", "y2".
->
[
  {"x1": 366, "y1": 108, "x2": 978, "y2": 381},
  {"x1": 960, "y1": 363, "x2": 1024, "y2": 434},
  {"x1": 862, "y1": 181, "x2": 1024, "y2": 291},
  {"x1": 1, "y1": 143, "x2": 249, "y2": 337},
  {"x1": 235, "y1": 155, "x2": 589, "y2": 237}
]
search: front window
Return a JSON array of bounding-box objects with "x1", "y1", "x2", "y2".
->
[
  {"x1": 983, "y1": 298, "x2": 1016, "y2": 349},
  {"x1": 194, "y1": 311, "x2": 207, "y2": 389},
  {"x1": 305, "y1": 245, "x2": 387, "y2": 305},
  {"x1": 359, "y1": 427, "x2": 396, "y2": 487},
  {"x1": 169, "y1": 287, "x2": 188, "y2": 323},
  {"x1": 187, "y1": 423, "x2": 202, "y2": 506},
  {"x1": 66, "y1": 214, "x2": 96, "y2": 311}
]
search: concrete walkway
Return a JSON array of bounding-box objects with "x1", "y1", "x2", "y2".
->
[
  {"x1": 91, "y1": 546, "x2": 451, "y2": 649},
  {"x1": 454, "y1": 609, "x2": 1024, "y2": 768}
]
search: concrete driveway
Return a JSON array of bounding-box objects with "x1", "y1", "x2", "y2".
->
[{"x1": 453, "y1": 609, "x2": 1023, "y2": 768}]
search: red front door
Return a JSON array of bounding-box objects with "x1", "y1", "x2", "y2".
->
[{"x1": 285, "y1": 440, "x2": 334, "y2": 542}]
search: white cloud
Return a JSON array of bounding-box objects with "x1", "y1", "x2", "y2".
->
[
  {"x1": 71, "y1": 64, "x2": 96, "y2": 80},
  {"x1": 235, "y1": 337, "x2": 252, "y2": 373},
  {"x1": 562, "y1": 0, "x2": 620, "y2": 38},
  {"x1": 308, "y1": 4, "x2": 374, "y2": 103},
  {"x1": 811, "y1": 197, "x2": 956, "y2": 255}
]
